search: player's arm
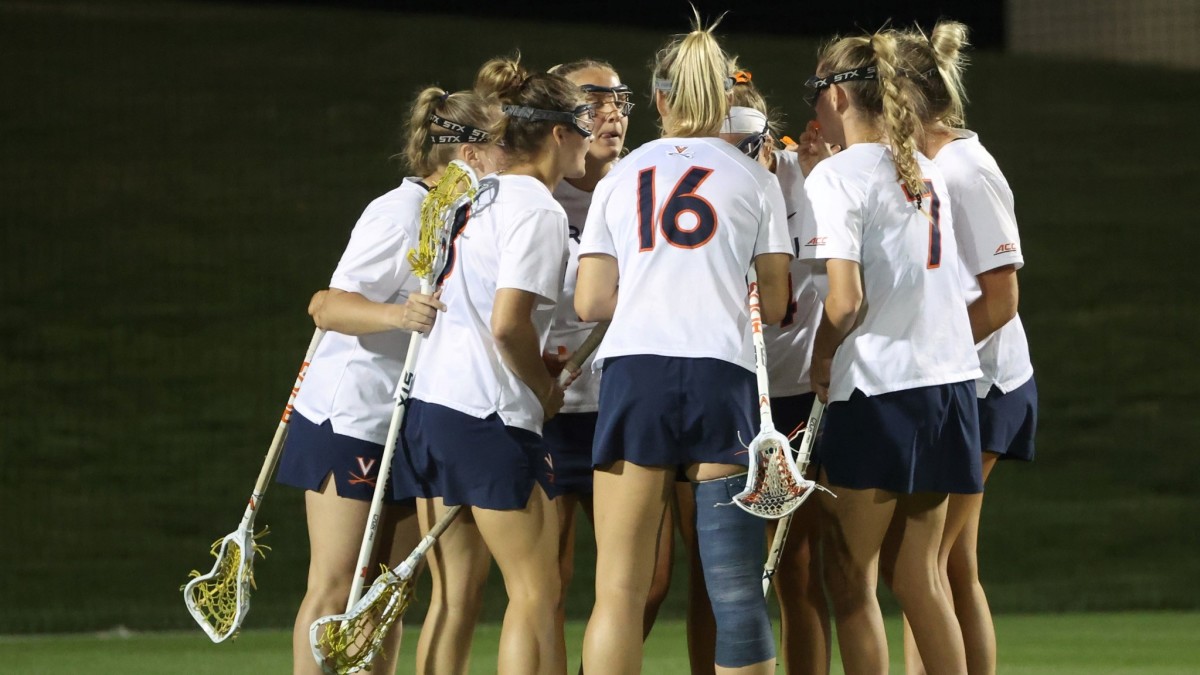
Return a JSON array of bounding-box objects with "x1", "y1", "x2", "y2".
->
[
  {"x1": 968, "y1": 265, "x2": 1018, "y2": 343},
  {"x1": 492, "y1": 288, "x2": 563, "y2": 418},
  {"x1": 575, "y1": 253, "x2": 619, "y2": 322},
  {"x1": 810, "y1": 258, "x2": 863, "y2": 402},
  {"x1": 753, "y1": 253, "x2": 792, "y2": 325},
  {"x1": 310, "y1": 287, "x2": 445, "y2": 335}
]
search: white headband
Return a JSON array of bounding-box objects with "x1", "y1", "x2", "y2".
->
[{"x1": 720, "y1": 106, "x2": 769, "y2": 135}]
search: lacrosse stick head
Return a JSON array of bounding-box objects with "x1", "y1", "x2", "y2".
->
[
  {"x1": 409, "y1": 159, "x2": 478, "y2": 285},
  {"x1": 732, "y1": 428, "x2": 824, "y2": 519},
  {"x1": 182, "y1": 526, "x2": 269, "y2": 642},
  {"x1": 310, "y1": 566, "x2": 414, "y2": 675}
]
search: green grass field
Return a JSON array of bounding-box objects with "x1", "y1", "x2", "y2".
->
[
  {"x1": 3, "y1": 614, "x2": 1198, "y2": 674},
  {"x1": 1, "y1": 0, "x2": 1200, "y2": 658}
]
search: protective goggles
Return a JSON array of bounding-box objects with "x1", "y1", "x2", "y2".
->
[
  {"x1": 502, "y1": 104, "x2": 595, "y2": 138},
  {"x1": 580, "y1": 84, "x2": 635, "y2": 118},
  {"x1": 428, "y1": 113, "x2": 492, "y2": 144},
  {"x1": 803, "y1": 65, "x2": 877, "y2": 106}
]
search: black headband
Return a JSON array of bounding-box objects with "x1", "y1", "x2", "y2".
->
[
  {"x1": 428, "y1": 113, "x2": 491, "y2": 145},
  {"x1": 804, "y1": 65, "x2": 878, "y2": 90}
]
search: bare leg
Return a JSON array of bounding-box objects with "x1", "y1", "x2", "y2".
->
[
  {"x1": 644, "y1": 496, "x2": 674, "y2": 637},
  {"x1": 473, "y1": 484, "x2": 565, "y2": 675},
  {"x1": 415, "y1": 497, "x2": 491, "y2": 675},
  {"x1": 557, "y1": 492, "x2": 581, "y2": 642},
  {"x1": 582, "y1": 462, "x2": 672, "y2": 675},
  {"x1": 895, "y1": 453, "x2": 1000, "y2": 675},
  {"x1": 675, "y1": 480, "x2": 716, "y2": 675},
  {"x1": 890, "y1": 493, "x2": 967, "y2": 675},
  {"x1": 820, "y1": 480, "x2": 895, "y2": 675},
  {"x1": 292, "y1": 478, "x2": 418, "y2": 675},
  {"x1": 947, "y1": 453, "x2": 999, "y2": 675},
  {"x1": 770, "y1": 488, "x2": 831, "y2": 675}
]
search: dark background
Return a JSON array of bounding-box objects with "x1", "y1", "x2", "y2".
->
[
  {"x1": 248, "y1": 0, "x2": 1007, "y2": 46},
  {"x1": 1, "y1": 0, "x2": 1198, "y2": 642}
]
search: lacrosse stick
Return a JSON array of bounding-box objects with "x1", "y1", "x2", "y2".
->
[
  {"x1": 731, "y1": 268, "x2": 832, "y2": 520},
  {"x1": 305, "y1": 160, "x2": 477, "y2": 673},
  {"x1": 311, "y1": 319, "x2": 610, "y2": 674},
  {"x1": 343, "y1": 159, "x2": 480, "y2": 610},
  {"x1": 761, "y1": 397, "x2": 825, "y2": 595},
  {"x1": 183, "y1": 327, "x2": 326, "y2": 642}
]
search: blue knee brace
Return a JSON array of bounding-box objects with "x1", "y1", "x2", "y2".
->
[{"x1": 693, "y1": 474, "x2": 775, "y2": 668}]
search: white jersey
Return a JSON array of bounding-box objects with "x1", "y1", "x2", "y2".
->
[
  {"x1": 412, "y1": 174, "x2": 569, "y2": 435},
  {"x1": 548, "y1": 179, "x2": 602, "y2": 413},
  {"x1": 764, "y1": 149, "x2": 823, "y2": 397},
  {"x1": 935, "y1": 130, "x2": 1034, "y2": 397},
  {"x1": 799, "y1": 143, "x2": 981, "y2": 402},
  {"x1": 579, "y1": 137, "x2": 792, "y2": 372},
  {"x1": 293, "y1": 179, "x2": 423, "y2": 444}
]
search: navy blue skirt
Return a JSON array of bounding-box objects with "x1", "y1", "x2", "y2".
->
[
  {"x1": 276, "y1": 411, "x2": 411, "y2": 503},
  {"x1": 818, "y1": 382, "x2": 983, "y2": 494},
  {"x1": 593, "y1": 355, "x2": 756, "y2": 470},
  {"x1": 979, "y1": 376, "x2": 1038, "y2": 461},
  {"x1": 399, "y1": 399, "x2": 560, "y2": 510},
  {"x1": 542, "y1": 411, "x2": 598, "y2": 495},
  {"x1": 771, "y1": 392, "x2": 821, "y2": 475}
]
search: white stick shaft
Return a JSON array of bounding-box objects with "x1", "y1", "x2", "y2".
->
[
  {"x1": 344, "y1": 282, "x2": 432, "y2": 611},
  {"x1": 239, "y1": 327, "x2": 326, "y2": 531},
  {"x1": 746, "y1": 267, "x2": 775, "y2": 433},
  {"x1": 396, "y1": 505, "x2": 463, "y2": 579},
  {"x1": 794, "y1": 398, "x2": 825, "y2": 469},
  {"x1": 762, "y1": 514, "x2": 794, "y2": 596},
  {"x1": 557, "y1": 321, "x2": 610, "y2": 387}
]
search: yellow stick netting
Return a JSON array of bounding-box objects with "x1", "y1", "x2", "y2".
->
[{"x1": 182, "y1": 526, "x2": 270, "y2": 640}]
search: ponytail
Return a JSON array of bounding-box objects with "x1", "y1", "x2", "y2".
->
[
  {"x1": 650, "y1": 11, "x2": 731, "y2": 137},
  {"x1": 475, "y1": 55, "x2": 583, "y2": 163},
  {"x1": 402, "y1": 87, "x2": 494, "y2": 176},
  {"x1": 871, "y1": 32, "x2": 926, "y2": 202},
  {"x1": 899, "y1": 20, "x2": 971, "y2": 127},
  {"x1": 816, "y1": 30, "x2": 929, "y2": 203}
]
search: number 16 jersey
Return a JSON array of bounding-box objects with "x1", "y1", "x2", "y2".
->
[{"x1": 578, "y1": 137, "x2": 792, "y2": 372}]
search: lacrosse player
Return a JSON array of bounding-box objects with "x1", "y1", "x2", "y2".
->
[
  {"x1": 542, "y1": 58, "x2": 677, "y2": 645},
  {"x1": 276, "y1": 87, "x2": 499, "y2": 675},
  {"x1": 401, "y1": 58, "x2": 591, "y2": 675},
  {"x1": 883, "y1": 22, "x2": 1038, "y2": 675},
  {"x1": 798, "y1": 29, "x2": 984, "y2": 675},
  {"x1": 576, "y1": 16, "x2": 792, "y2": 675}
]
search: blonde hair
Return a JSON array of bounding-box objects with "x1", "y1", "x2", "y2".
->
[
  {"x1": 817, "y1": 30, "x2": 927, "y2": 201},
  {"x1": 899, "y1": 21, "x2": 970, "y2": 127},
  {"x1": 549, "y1": 58, "x2": 617, "y2": 78},
  {"x1": 402, "y1": 87, "x2": 494, "y2": 176},
  {"x1": 651, "y1": 11, "x2": 731, "y2": 137},
  {"x1": 474, "y1": 55, "x2": 584, "y2": 164}
]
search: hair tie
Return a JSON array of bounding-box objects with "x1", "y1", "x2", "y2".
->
[
  {"x1": 437, "y1": 90, "x2": 450, "y2": 103},
  {"x1": 733, "y1": 70, "x2": 752, "y2": 84}
]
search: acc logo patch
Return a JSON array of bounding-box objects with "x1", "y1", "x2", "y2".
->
[
  {"x1": 805, "y1": 236, "x2": 827, "y2": 247},
  {"x1": 994, "y1": 242, "x2": 1018, "y2": 255}
]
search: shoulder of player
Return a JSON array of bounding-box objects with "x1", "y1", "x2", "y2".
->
[
  {"x1": 931, "y1": 135, "x2": 1011, "y2": 195},
  {"x1": 352, "y1": 178, "x2": 425, "y2": 230}
]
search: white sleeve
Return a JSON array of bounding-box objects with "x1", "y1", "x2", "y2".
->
[
  {"x1": 799, "y1": 166, "x2": 864, "y2": 263},
  {"x1": 497, "y1": 208, "x2": 568, "y2": 304},
  {"x1": 954, "y1": 173, "x2": 1024, "y2": 275},
  {"x1": 578, "y1": 180, "x2": 617, "y2": 258},
  {"x1": 328, "y1": 212, "x2": 415, "y2": 302},
  {"x1": 753, "y1": 175, "x2": 795, "y2": 258}
]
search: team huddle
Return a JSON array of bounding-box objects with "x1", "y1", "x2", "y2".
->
[{"x1": 273, "y1": 14, "x2": 1037, "y2": 675}]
